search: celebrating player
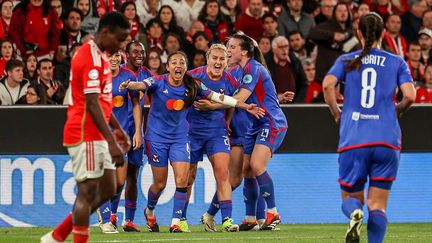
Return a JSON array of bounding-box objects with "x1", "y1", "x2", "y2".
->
[
  {"x1": 323, "y1": 12, "x2": 416, "y2": 243},
  {"x1": 41, "y1": 12, "x2": 131, "y2": 243},
  {"x1": 120, "y1": 51, "x2": 264, "y2": 232}
]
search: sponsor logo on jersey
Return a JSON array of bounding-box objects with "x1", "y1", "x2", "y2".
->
[
  {"x1": 243, "y1": 74, "x2": 252, "y2": 84},
  {"x1": 88, "y1": 69, "x2": 99, "y2": 80}
]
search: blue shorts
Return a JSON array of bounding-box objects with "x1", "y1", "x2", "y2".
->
[
  {"x1": 338, "y1": 146, "x2": 400, "y2": 192},
  {"x1": 243, "y1": 125, "x2": 287, "y2": 155},
  {"x1": 145, "y1": 140, "x2": 190, "y2": 167},
  {"x1": 230, "y1": 136, "x2": 244, "y2": 146},
  {"x1": 190, "y1": 135, "x2": 230, "y2": 163},
  {"x1": 126, "y1": 126, "x2": 145, "y2": 166}
]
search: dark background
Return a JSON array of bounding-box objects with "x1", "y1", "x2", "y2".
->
[{"x1": 1, "y1": 105, "x2": 431, "y2": 154}]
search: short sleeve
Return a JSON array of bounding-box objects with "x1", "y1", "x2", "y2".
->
[
  {"x1": 397, "y1": 59, "x2": 414, "y2": 86},
  {"x1": 327, "y1": 56, "x2": 346, "y2": 83},
  {"x1": 142, "y1": 76, "x2": 158, "y2": 93},
  {"x1": 82, "y1": 65, "x2": 102, "y2": 94},
  {"x1": 240, "y1": 65, "x2": 260, "y2": 92},
  {"x1": 197, "y1": 80, "x2": 212, "y2": 97}
]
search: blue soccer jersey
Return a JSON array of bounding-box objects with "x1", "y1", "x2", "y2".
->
[
  {"x1": 327, "y1": 48, "x2": 413, "y2": 152},
  {"x1": 143, "y1": 74, "x2": 211, "y2": 143},
  {"x1": 187, "y1": 65, "x2": 238, "y2": 138},
  {"x1": 240, "y1": 59, "x2": 288, "y2": 133}
]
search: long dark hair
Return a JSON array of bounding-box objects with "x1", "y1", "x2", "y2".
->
[
  {"x1": 346, "y1": 12, "x2": 384, "y2": 71},
  {"x1": 229, "y1": 32, "x2": 267, "y2": 68},
  {"x1": 167, "y1": 51, "x2": 198, "y2": 108},
  {"x1": 198, "y1": 0, "x2": 223, "y2": 23},
  {"x1": 120, "y1": 1, "x2": 140, "y2": 22}
]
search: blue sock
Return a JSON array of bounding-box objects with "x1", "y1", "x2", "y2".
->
[
  {"x1": 110, "y1": 184, "x2": 123, "y2": 214},
  {"x1": 173, "y1": 188, "x2": 187, "y2": 219},
  {"x1": 341, "y1": 197, "x2": 363, "y2": 219},
  {"x1": 256, "y1": 171, "x2": 276, "y2": 209},
  {"x1": 147, "y1": 187, "x2": 160, "y2": 210},
  {"x1": 98, "y1": 200, "x2": 111, "y2": 224},
  {"x1": 125, "y1": 199, "x2": 136, "y2": 222},
  {"x1": 182, "y1": 201, "x2": 189, "y2": 219},
  {"x1": 256, "y1": 191, "x2": 266, "y2": 220},
  {"x1": 206, "y1": 192, "x2": 219, "y2": 216},
  {"x1": 243, "y1": 178, "x2": 258, "y2": 216},
  {"x1": 220, "y1": 200, "x2": 233, "y2": 221},
  {"x1": 368, "y1": 210, "x2": 388, "y2": 243}
]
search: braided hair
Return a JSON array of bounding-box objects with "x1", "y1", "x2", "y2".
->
[{"x1": 346, "y1": 12, "x2": 384, "y2": 71}]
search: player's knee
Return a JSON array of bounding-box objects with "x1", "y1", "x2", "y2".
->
[
  {"x1": 175, "y1": 176, "x2": 188, "y2": 188},
  {"x1": 367, "y1": 197, "x2": 386, "y2": 211},
  {"x1": 153, "y1": 181, "x2": 167, "y2": 191},
  {"x1": 214, "y1": 170, "x2": 229, "y2": 183}
]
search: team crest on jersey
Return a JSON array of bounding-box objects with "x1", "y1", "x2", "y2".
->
[
  {"x1": 88, "y1": 69, "x2": 99, "y2": 80},
  {"x1": 243, "y1": 74, "x2": 252, "y2": 84},
  {"x1": 219, "y1": 88, "x2": 225, "y2": 94},
  {"x1": 201, "y1": 82, "x2": 208, "y2": 90}
]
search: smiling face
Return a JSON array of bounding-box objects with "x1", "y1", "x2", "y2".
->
[
  {"x1": 109, "y1": 51, "x2": 122, "y2": 71},
  {"x1": 167, "y1": 53, "x2": 187, "y2": 83},
  {"x1": 123, "y1": 3, "x2": 136, "y2": 20},
  {"x1": 127, "y1": 42, "x2": 145, "y2": 69},
  {"x1": 206, "y1": 48, "x2": 227, "y2": 79}
]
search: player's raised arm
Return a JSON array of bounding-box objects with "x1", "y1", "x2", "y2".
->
[{"x1": 120, "y1": 77, "x2": 154, "y2": 91}]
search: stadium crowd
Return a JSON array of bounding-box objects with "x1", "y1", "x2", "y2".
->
[{"x1": 1, "y1": 0, "x2": 432, "y2": 106}]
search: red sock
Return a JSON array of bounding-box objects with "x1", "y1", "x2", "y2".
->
[
  {"x1": 52, "y1": 214, "x2": 73, "y2": 241},
  {"x1": 72, "y1": 225, "x2": 89, "y2": 243}
]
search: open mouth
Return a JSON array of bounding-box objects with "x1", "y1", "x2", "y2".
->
[{"x1": 174, "y1": 68, "x2": 183, "y2": 78}]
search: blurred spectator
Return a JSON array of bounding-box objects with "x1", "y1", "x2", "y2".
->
[
  {"x1": 416, "y1": 63, "x2": 432, "y2": 102},
  {"x1": 392, "y1": 0, "x2": 409, "y2": 14},
  {"x1": 258, "y1": 35, "x2": 272, "y2": 55},
  {"x1": 95, "y1": 0, "x2": 114, "y2": 17},
  {"x1": 185, "y1": 19, "x2": 205, "y2": 48},
  {"x1": 191, "y1": 49, "x2": 206, "y2": 69},
  {"x1": 136, "y1": 0, "x2": 160, "y2": 26},
  {"x1": 234, "y1": 0, "x2": 265, "y2": 40},
  {"x1": 0, "y1": 0, "x2": 13, "y2": 37},
  {"x1": 145, "y1": 46, "x2": 165, "y2": 75},
  {"x1": 352, "y1": 3, "x2": 369, "y2": 31},
  {"x1": 262, "y1": 0, "x2": 283, "y2": 16},
  {"x1": 368, "y1": 0, "x2": 399, "y2": 22},
  {"x1": 302, "y1": 59, "x2": 322, "y2": 103},
  {"x1": 54, "y1": 43, "x2": 81, "y2": 88},
  {"x1": 50, "y1": 0, "x2": 64, "y2": 31},
  {"x1": 192, "y1": 31, "x2": 210, "y2": 52},
  {"x1": 383, "y1": 14, "x2": 407, "y2": 58},
  {"x1": 401, "y1": 0, "x2": 428, "y2": 43},
  {"x1": 418, "y1": 28, "x2": 432, "y2": 64},
  {"x1": 59, "y1": 8, "x2": 89, "y2": 62},
  {"x1": 161, "y1": 32, "x2": 181, "y2": 63},
  {"x1": 74, "y1": 0, "x2": 99, "y2": 35},
  {"x1": 406, "y1": 41, "x2": 425, "y2": 83},
  {"x1": 34, "y1": 58, "x2": 65, "y2": 104},
  {"x1": 220, "y1": 0, "x2": 242, "y2": 31},
  {"x1": 262, "y1": 13, "x2": 278, "y2": 39},
  {"x1": 422, "y1": 9, "x2": 432, "y2": 30},
  {"x1": 156, "y1": 5, "x2": 186, "y2": 40},
  {"x1": 9, "y1": 0, "x2": 61, "y2": 60},
  {"x1": 198, "y1": 0, "x2": 231, "y2": 43},
  {"x1": 0, "y1": 39, "x2": 15, "y2": 77},
  {"x1": 145, "y1": 18, "x2": 164, "y2": 50},
  {"x1": 0, "y1": 59, "x2": 29, "y2": 105},
  {"x1": 120, "y1": 1, "x2": 146, "y2": 42},
  {"x1": 314, "y1": 0, "x2": 336, "y2": 25},
  {"x1": 23, "y1": 53, "x2": 37, "y2": 82},
  {"x1": 278, "y1": 0, "x2": 315, "y2": 39},
  {"x1": 181, "y1": 0, "x2": 205, "y2": 30},
  {"x1": 309, "y1": 2, "x2": 353, "y2": 83},
  {"x1": 287, "y1": 30, "x2": 309, "y2": 62},
  {"x1": 264, "y1": 36, "x2": 307, "y2": 103},
  {"x1": 15, "y1": 82, "x2": 48, "y2": 104}
]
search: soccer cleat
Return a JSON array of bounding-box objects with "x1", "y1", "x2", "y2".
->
[
  {"x1": 179, "y1": 218, "x2": 191, "y2": 233},
  {"x1": 99, "y1": 222, "x2": 118, "y2": 234},
  {"x1": 145, "y1": 208, "x2": 160, "y2": 232},
  {"x1": 110, "y1": 214, "x2": 117, "y2": 228},
  {"x1": 40, "y1": 231, "x2": 63, "y2": 243},
  {"x1": 257, "y1": 218, "x2": 266, "y2": 229},
  {"x1": 123, "y1": 221, "x2": 140, "y2": 232},
  {"x1": 345, "y1": 209, "x2": 364, "y2": 243},
  {"x1": 261, "y1": 212, "x2": 281, "y2": 231},
  {"x1": 239, "y1": 220, "x2": 260, "y2": 231},
  {"x1": 200, "y1": 213, "x2": 216, "y2": 232},
  {"x1": 221, "y1": 218, "x2": 239, "y2": 232},
  {"x1": 169, "y1": 224, "x2": 184, "y2": 233}
]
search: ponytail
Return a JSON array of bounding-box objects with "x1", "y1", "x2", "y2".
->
[
  {"x1": 346, "y1": 12, "x2": 383, "y2": 71},
  {"x1": 183, "y1": 74, "x2": 199, "y2": 108}
]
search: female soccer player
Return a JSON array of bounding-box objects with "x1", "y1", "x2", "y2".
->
[
  {"x1": 121, "y1": 51, "x2": 264, "y2": 232},
  {"x1": 323, "y1": 13, "x2": 415, "y2": 243},
  {"x1": 221, "y1": 33, "x2": 293, "y2": 231}
]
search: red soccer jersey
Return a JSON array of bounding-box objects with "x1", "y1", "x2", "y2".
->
[
  {"x1": 415, "y1": 86, "x2": 432, "y2": 103},
  {"x1": 63, "y1": 40, "x2": 113, "y2": 146}
]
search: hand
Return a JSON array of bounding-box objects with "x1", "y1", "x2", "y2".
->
[
  {"x1": 334, "y1": 32, "x2": 345, "y2": 42},
  {"x1": 108, "y1": 141, "x2": 125, "y2": 167},
  {"x1": 334, "y1": 111, "x2": 341, "y2": 124},
  {"x1": 193, "y1": 99, "x2": 215, "y2": 111},
  {"x1": 97, "y1": 8, "x2": 106, "y2": 17},
  {"x1": 278, "y1": 91, "x2": 295, "y2": 103},
  {"x1": 245, "y1": 103, "x2": 265, "y2": 119},
  {"x1": 47, "y1": 82, "x2": 59, "y2": 98},
  {"x1": 113, "y1": 128, "x2": 131, "y2": 153},
  {"x1": 119, "y1": 80, "x2": 131, "y2": 91},
  {"x1": 132, "y1": 132, "x2": 142, "y2": 150}
]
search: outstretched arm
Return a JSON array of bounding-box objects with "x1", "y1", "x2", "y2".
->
[
  {"x1": 119, "y1": 80, "x2": 148, "y2": 91},
  {"x1": 206, "y1": 91, "x2": 265, "y2": 119}
]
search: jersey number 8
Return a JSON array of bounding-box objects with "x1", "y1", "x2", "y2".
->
[{"x1": 361, "y1": 68, "x2": 377, "y2": 108}]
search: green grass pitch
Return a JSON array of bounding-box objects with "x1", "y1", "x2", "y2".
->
[{"x1": 0, "y1": 223, "x2": 431, "y2": 243}]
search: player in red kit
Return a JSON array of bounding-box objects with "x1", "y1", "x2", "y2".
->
[{"x1": 41, "y1": 12, "x2": 131, "y2": 243}]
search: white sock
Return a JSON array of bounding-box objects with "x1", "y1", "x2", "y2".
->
[
  {"x1": 171, "y1": 218, "x2": 181, "y2": 226},
  {"x1": 245, "y1": 215, "x2": 257, "y2": 222},
  {"x1": 267, "y1": 207, "x2": 278, "y2": 214}
]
